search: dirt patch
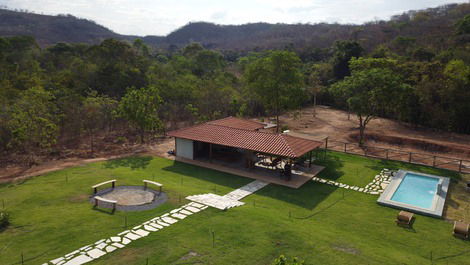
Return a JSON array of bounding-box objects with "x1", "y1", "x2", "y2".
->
[
  {"x1": 0, "y1": 137, "x2": 175, "y2": 184},
  {"x1": 332, "y1": 243, "x2": 361, "y2": 255},
  {"x1": 276, "y1": 106, "x2": 470, "y2": 160},
  {"x1": 348, "y1": 132, "x2": 470, "y2": 156}
]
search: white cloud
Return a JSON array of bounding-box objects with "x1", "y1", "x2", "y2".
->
[{"x1": 0, "y1": 0, "x2": 466, "y2": 36}]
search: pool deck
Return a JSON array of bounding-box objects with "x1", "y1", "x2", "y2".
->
[{"x1": 377, "y1": 170, "x2": 450, "y2": 218}]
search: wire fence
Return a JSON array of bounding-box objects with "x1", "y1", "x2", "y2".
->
[{"x1": 324, "y1": 138, "x2": 470, "y2": 174}]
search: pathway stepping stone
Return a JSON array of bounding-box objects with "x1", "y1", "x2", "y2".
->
[
  {"x1": 185, "y1": 206, "x2": 200, "y2": 213},
  {"x1": 162, "y1": 216, "x2": 178, "y2": 224},
  {"x1": 63, "y1": 254, "x2": 93, "y2": 265},
  {"x1": 172, "y1": 213, "x2": 187, "y2": 219},
  {"x1": 144, "y1": 224, "x2": 158, "y2": 232},
  {"x1": 112, "y1": 242, "x2": 125, "y2": 248},
  {"x1": 87, "y1": 248, "x2": 106, "y2": 259},
  {"x1": 111, "y1": 237, "x2": 121, "y2": 242},
  {"x1": 95, "y1": 242, "x2": 107, "y2": 250},
  {"x1": 179, "y1": 209, "x2": 193, "y2": 215},
  {"x1": 124, "y1": 232, "x2": 141, "y2": 240},
  {"x1": 133, "y1": 229, "x2": 150, "y2": 237},
  {"x1": 105, "y1": 246, "x2": 117, "y2": 253}
]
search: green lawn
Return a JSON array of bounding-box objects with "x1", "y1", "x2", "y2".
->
[{"x1": 0, "y1": 152, "x2": 469, "y2": 265}]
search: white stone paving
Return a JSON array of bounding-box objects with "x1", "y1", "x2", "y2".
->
[
  {"x1": 47, "y1": 179, "x2": 267, "y2": 265},
  {"x1": 311, "y1": 168, "x2": 395, "y2": 195}
]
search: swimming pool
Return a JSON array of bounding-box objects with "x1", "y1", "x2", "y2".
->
[{"x1": 377, "y1": 170, "x2": 450, "y2": 218}]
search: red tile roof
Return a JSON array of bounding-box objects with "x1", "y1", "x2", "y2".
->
[
  {"x1": 167, "y1": 118, "x2": 323, "y2": 158},
  {"x1": 207, "y1": 116, "x2": 265, "y2": 130}
]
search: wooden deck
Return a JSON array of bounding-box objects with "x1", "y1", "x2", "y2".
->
[{"x1": 175, "y1": 157, "x2": 324, "y2": 189}]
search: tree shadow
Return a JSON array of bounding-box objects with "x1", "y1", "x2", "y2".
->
[
  {"x1": 162, "y1": 160, "x2": 341, "y2": 210},
  {"x1": 312, "y1": 154, "x2": 344, "y2": 181},
  {"x1": 103, "y1": 156, "x2": 152, "y2": 170}
]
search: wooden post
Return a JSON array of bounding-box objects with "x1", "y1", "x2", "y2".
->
[
  {"x1": 459, "y1": 160, "x2": 463, "y2": 173},
  {"x1": 159, "y1": 186, "x2": 162, "y2": 194},
  {"x1": 94, "y1": 198, "x2": 98, "y2": 207},
  {"x1": 433, "y1": 156, "x2": 436, "y2": 167},
  {"x1": 112, "y1": 181, "x2": 115, "y2": 189},
  {"x1": 209, "y1": 143, "x2": 213, "y2": 162},
  {"x1": 364, "y1": 148, "x2": 368, "y2": 157},
  {"x1": 144, "y1": 182, "x2": 147, "y2": 190},
  {"x1": 344, "y1": 143, "x2": 347, "y2": 152},
  {"x1": 309, "y1": 151, "x2": 312, "y2": 168},
  {"x1": 94, "y1": 187, "x2": 97, "y2": 194},
  {"x1": 386, "y1": 149, "x2": 389, "y2": 160},
  {"x1": 325, "y1": 137, "x2": 329, "y2": 150},
  {"x1": 409, "y1": 152, "x2": 412, "y2": 163}
]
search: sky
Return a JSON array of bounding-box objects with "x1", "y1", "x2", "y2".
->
[{"x1": 0, "y1": 0, "x2": 467, "y2": 36}]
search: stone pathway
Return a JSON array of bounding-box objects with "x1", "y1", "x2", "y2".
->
[
  {"x1": 45, "y1": 180, "x2": 268, "y2": 265},
  {"x1": 311, "y1": 169, "x2": 395, "y2": 195},
  {"x1": 186, "y1": 180, "x2": 269, "y2": 210}
]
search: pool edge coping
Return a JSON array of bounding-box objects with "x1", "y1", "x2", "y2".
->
[{"x1": 377, "y1": 170, "x2": 450, "y2": 218}]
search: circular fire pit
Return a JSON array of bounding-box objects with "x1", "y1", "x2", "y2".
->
[{"x1": 90, "y1": 186, "x2": 167, "y2": 212}]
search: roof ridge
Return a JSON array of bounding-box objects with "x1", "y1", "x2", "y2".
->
[{"x1": 280, "y1": 134, "x2": 296, "y2": 157}]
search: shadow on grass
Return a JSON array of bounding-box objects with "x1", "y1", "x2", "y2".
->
[
  {"x1": 314, "y1": 154, "x2": 344, "y2": 181},
  {"x1": 103, "y1": 156, "x2": 152, "y2": 170},
  {"x1": 162, "y1": 161, "x2": 253, "y2": 190},
  {"x1": 163, "y1": 160, "x2": 340, "y2": 210},
  {"x1": 92, "y1": 206, "x2": 115, "y2": 215}
]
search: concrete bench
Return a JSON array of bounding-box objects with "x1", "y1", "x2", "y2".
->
[
  {"x1": 92, "y1": 179, "x2": 116, "y2": 194},
  {"x1": 143, "y1": 180, "x2": 163, "y2": 193},
  {"x1": 94, "y1": 196, "x2": 117, "y2": 211}
]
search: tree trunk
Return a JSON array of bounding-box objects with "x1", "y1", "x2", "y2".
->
[
  {"x1": 313, "y1": 93, "x2": 317, "y2": 118},
  {"x1": 359, "y1": 125, "x2": 365, "y2": 147},
  {"x1": 90, "y1": 131, "x2": 94, "y2": 155},
  {"x1": 276, "y1": 113, "x2": 280, "y2": 133},
  {"x1": 140, "y1": 128, "x2": 145, "y2": 144}
]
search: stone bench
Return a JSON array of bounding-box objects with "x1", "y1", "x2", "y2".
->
[
  {"x1": 94, "y1": 196, "x2": 117, "y2": 211},
  {"x1": 92, "y1": 179, "x2": 116, "y2": 194},
  {"x1": 143, "y1": 180, "x2": 163, "y2": 193}
]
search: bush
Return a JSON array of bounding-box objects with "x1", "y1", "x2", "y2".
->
[
  {"x1": 281, "y1": 125, "x2": 289, "y2": 132},
  {"x1": 272, "y1": 255, "x2": 304, "y2": 265},
  {"x1": 0, "y1": 211, "x2": 9, "y2": 230}
]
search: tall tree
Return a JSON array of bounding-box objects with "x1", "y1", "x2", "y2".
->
[
  {"x1": 9, "y1": 87, "x2": 59, "y2": 165},
  {"x1": 82, "y1": 91, "x2": 117, "y2": 155},
  {"x1": 118, "y1": 86, "x2": 163, "y2": 143},
  {"x1": 244, "y1": 51, "x2": 305, "y2": 131},
  {"x1": 331, "y1": 41, "x2": 364, "y2": 80},
  {"x1": 330, "y1": 67, "x2": 410, "y2": 146}
]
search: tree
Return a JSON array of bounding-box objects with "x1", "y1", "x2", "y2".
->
[
  {"x1": 118, "y1": 86, "x2": 163, "y2": 143},
  {"x1": 82, "y1": 91, "x2": 117, "y2": 155},
  {"x1": 9, "y1": 87, "x2": 59, "y2": 165},
  {"x1": 244, "y1": 51, "x2": 305, "y2": 131},
  {"x1": 331, "y1": 41, "x2": 364, "y2": 80},
  {"x1": 307, "y1": 68, "x2": 324, "y2": 117},
  {"x1": 455, "y1": 14, "x2": 470, "y2": 35},
  {"x1": 330, "y1": 67, "x2": 410, "y2": 146}
]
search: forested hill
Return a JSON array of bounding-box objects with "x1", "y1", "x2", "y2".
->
[
  {"x1": 1, "y1": 3, "x2": 469, "y2": 51},
  {"x1": 0, "y1": 8, "x2": 133, "y2": 46}
]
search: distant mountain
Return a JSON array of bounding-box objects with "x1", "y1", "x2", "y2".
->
[{"x1": 1, "y1": 3, "x2": 469, "y2": 52}]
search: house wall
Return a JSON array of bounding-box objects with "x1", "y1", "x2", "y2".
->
[{"x1": 175, "y1": 138, "x2": 194, "y2": 160}]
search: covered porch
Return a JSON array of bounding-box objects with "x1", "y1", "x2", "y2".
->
[{"x1": 188, "y1": 141, "x2": 325, "y2": 188}]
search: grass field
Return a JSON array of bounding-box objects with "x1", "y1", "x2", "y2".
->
[{"x1": 0, "y1": 152, "x2": 469, "y2": 265}]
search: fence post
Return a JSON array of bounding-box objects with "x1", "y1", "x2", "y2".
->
[
  {"x1": 344, "y1": 143, "x2": 347, "y2": 152},
  {"x1": 325, "y1": 137, "x2": 328, "y2": 150},
  {"x1": 386, "y1": 149, "x2": 389, "y2": 160},
  {"x1": 364, "y1": 148, "x2": 368, "y2": 157},
  {"x1": 459, "y1": 160, "x2": 463, "y2": 173},
  {"x1": 409, "y1": 152, "x2": 412, "y2": 163},
  {"x1": 433, "y1": 156, "x2": 436, "y2": 167}
]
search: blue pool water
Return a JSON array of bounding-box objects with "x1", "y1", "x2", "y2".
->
[{"x1": 391, "y1": 173, "x2": 439, "y2": 209}]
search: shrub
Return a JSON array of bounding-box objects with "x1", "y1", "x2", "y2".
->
[
  {"x1": 0, "y1": 211, "x2": 9, "y2": 230},
  {"x1": 281, "y1": 125, "x2": 289, "y2": 132},
  {"x1": 272, "y1": 255, "x2": 304, "y2": 265}
]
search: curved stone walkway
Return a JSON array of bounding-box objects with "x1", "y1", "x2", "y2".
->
[
  {"x1": 311, "y1": 169, "x2": 394, "y2": 195},
  {"x1": 45, "y1": 180, "x2": 268, "y2": 265}
]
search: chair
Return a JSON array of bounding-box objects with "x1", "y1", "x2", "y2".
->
[
  {"x1": 453, "y1": 221, "x2": 469, "y2": 240},
  {"x1": 396, "y1": 211, "x2": 414, "y2": 228}
]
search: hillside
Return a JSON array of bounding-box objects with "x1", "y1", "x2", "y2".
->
[
  {"x1": 1, "y1": 3, "x2": 469, "y2": 51},
  {"x1": 0, "y1": 9, "x2": 128, "y2": 46}
]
